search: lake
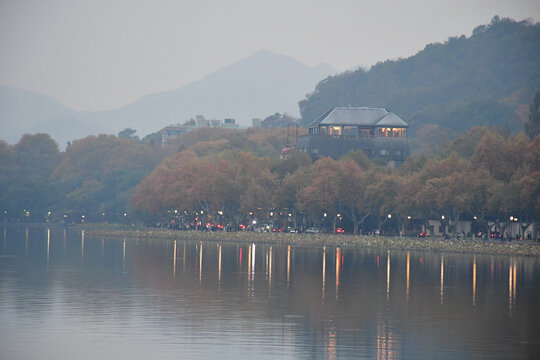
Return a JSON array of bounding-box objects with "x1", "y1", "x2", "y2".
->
[{"x1": 1, "y1": 225, "x2": 539, "y2": 359}]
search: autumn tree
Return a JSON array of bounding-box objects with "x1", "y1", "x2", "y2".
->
[
  {"x1": 297, "y1": 158, "x2": 341, "y2": 231},
  {"x1": 364, "y1": 167, "x2": 400, "y2": 234},
  {"x1": 52, "y1": 134, "x2": 162, "y2": 220},
  {"x1": 335, "y1": 159, "x2": 367, "y2": 234},
  {"x1": 471, "y1": 130, "x2": 528, "y2": 183}
]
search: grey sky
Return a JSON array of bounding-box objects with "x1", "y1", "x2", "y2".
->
[{"x1": 1, "y1": 0, "x2": 539, "y2": 111}]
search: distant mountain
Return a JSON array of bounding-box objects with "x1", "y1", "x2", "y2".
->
[
  {"x1": 0, "y1": 86, "x2": 112, "y2": 148},
  {"x1": 299, "y1": 17, "x2": 540, "y2": 136},
  {"x1": 0, "y1": 51, "x2": 336, "y2": 145},
  {"x1": 77, "y1": 50, "x2": 336, "y2": 136}
]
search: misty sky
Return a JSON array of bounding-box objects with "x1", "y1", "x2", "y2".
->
[{"x1": 1, "y1": 0, "x2": 539, "y2": 111}]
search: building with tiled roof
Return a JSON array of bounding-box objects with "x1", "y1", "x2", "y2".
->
[{"x1": 296, "y1": 107, "x2": 409, "y2": 167}]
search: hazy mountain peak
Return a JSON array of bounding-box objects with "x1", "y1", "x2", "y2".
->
[{"x1": 1, "y1": 51, "x2": 337, "y2": 143}]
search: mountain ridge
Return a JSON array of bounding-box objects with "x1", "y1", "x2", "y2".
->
[
  {"x1": 1, "y1": 51, "x2": 336, "y2": 147},
  {"x1": 299, "y1": 17, "x2": 540, "y2": 137}
]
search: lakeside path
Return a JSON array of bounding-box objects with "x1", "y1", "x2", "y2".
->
[{"x1": 82, "y1": 226, "x2": 540, "y2": 257}]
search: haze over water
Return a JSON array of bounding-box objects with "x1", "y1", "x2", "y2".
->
[{"x1": 1, "y1": 225, "x2": 539, "y2": 359}]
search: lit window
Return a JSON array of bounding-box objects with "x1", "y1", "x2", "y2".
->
[
  {"x1": 378, "y1": 128, "x2": 392, "y2": 137},
  {"x1": 330, "y1": 126, "x2": 342, "y2": 136}
]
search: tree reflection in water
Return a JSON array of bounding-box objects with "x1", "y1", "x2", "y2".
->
[{"x1": 1, "y1": 226, "x2": 539, "y2": 360}]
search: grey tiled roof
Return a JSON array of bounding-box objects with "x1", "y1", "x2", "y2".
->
[
  {"x1": 310, "y1": 107, "x2": 408, "y2": 127},
  {"x1": 377, "y1": 112, "x2": 409, "y2": 127}
]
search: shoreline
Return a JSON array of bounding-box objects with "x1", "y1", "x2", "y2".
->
[{"x1": 79, "y1": 225, "x2": 540, "y2": 257}]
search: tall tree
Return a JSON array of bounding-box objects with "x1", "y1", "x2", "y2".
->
[
  {"x1": 13, "y1": 133, "x2": 61, "y2": 178},
  {"x1": 525, "y1": 91, "x2": 540, "y2": 138}
]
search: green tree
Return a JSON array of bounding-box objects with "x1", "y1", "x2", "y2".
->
[
  {"x1": 525, "y1": 91, "x2": 540, "y2": 138},
  {"x1": 13, "y1": 133, "x2": 61, "y2": 178},
  {"x1": 118, "y1": 127, "x2": 140, "y2": 141}
]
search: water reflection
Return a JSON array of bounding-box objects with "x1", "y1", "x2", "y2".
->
[
  {"x1": 327, "y1": 324, "x2": 337, "y2": 360},
  {"x1": 183, "y1": 242, "x2": 186, "y2": 273},
  {"x1": 406, "y1": 252, "x2": 410, "y2": 302},
  {"x1": 248, "y1": 243, "x2": 255, "y2": 297},
  {"x1": 199, "y1": 242, "x2": 203, "y2": 285},
  {"x1": 472, "y1": 256, "x2": 477, "y2": 306},
  {"x1": 386, "y1": 250, "x2": 390, "y2": 304},
  {"x1": 287, "y1": 245, "x2": 291, "y2": 286},
  {"x1": 173, "y1": 240, "x2": 177, "y2": 279},
  {"x1": 81, "y1": 230, "x2": 85, "y2": 258},
  {"x1": 217, "y1": 243, "x2": 221, "y2": 287},
  {"x1": 440, "y1": 254, "x2": 444, "y2": 305},
  {"x1": 46, "y1": 228, "x2": 51, "y2": 267},
  {"x1": 376, "y1": 319, "x2": 399, "y2": 360},
  {"x1": 322, "y1": 246, "x2": 326, "y2": 301},
  {"x1": 336, "y1": 247, "x2": 341, "y2": 300},
  {"x1": 508, "y1": 258, "x2": 517, "y2": 315},
  {"x1": 122, "y1": 238, "x2": 126, "y2": 271},
  {"x1": 268, "y1": 246, "x2": 273, "y2": 294},
  {"x1": 239, "y1": 246, "x2": 243, "y2": 268},
  {"x1": 1, "y1": 226, "x2": 539, "y2": 360}
]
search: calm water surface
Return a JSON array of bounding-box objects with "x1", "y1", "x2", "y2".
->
[{"x1": 1, "y1": 225, "x2": 539, "y2": 359}]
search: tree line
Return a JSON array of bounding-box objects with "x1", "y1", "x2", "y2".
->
[
  {"x1": 1, "y1": 121, "x2": 539, "y2": 238},
  {"x1": 0, "y1": 127, "x2": 290, "y2": 224},
  {"x1": 131, "y1": 127, "x2": 540, "y2": 238}
]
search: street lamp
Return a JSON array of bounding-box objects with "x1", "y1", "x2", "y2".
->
[
  {"x1": 387, "y1": 214, "x2": 392, "y2": 219},
  {"x1": 441, "y1": 215, "x2": 445, "y2": 220}
]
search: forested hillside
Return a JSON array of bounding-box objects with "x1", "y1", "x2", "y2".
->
[{"x1": 299, "y1": 17, "x2": 540, "y2": 144}]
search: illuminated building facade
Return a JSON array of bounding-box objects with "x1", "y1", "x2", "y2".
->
[{"x1": 297, "y1": 107, "x2": 409, "y2": 167}]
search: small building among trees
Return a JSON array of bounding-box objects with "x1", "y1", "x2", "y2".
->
[{"x1": 297, "y1": 107, "x2": 409, "y2": 166}]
